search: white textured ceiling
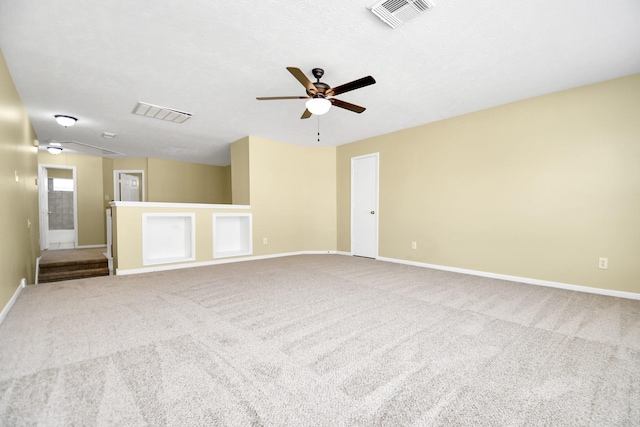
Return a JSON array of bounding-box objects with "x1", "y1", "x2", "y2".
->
[{"x1": 1, "y1": 0, "x2": 639, "y2": 166}]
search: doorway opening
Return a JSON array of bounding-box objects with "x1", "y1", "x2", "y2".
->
[
  {"x1": 114, "y1": 170, "x2": 145, "y2": 202},
  {"x1": 38, "y1": 165, "x2": 78, "y2": 250}
]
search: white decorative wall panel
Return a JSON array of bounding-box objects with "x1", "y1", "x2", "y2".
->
[
  {"x1": 143, "y1": 213, "x2": 195, "y2": 265},
  {"x1": 213, "y1": 213, "x2": 252, "y2": 259}
]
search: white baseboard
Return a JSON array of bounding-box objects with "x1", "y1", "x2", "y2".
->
[
  {"x1": 0, "y1": 278, "x2": 26, "y2": 326},
  {"x1": 77, "y1": 244, "x2": 107, "y2": 249},
  {"x1": 114, "y1": 251, "x2": 638, "y2": 300},
  {"x1": 376, "y1": 256, "x2": 640, "y2": 301}
]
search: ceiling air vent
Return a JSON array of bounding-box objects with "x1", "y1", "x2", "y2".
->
[
  {"x1": 368, "y1": 0, "x2": 433, "y2": 29},
  {"x1": 132, "y1": 102, "x2": 192, "y2": 123}
]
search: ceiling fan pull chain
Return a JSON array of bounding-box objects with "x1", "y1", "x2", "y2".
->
[{"x1": 317, "y1": 115, "x2": 320, "y2": 143}]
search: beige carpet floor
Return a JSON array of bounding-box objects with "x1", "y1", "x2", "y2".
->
[{"x1": 1, "y1": 255, "x2": 639, "y2": 426}]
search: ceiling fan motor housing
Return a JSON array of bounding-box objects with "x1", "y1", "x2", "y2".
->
[
  {"x1": 309, "y1": 82, "x2": 329, "y2": 98},
  {"x1": 308, "y1": 68, "x2": 329, "y2": 97},
  {"x1": 312, "y1": 68, "x2": 325, "y2": 80}
]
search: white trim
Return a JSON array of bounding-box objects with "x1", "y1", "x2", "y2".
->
[
  {"x1": 39, "y1": 164, "x2": 79, "y2": 249},
  {"x1": 104, "y1": 253, "x2": 114, "y2": 276},
  {"x1": 116, "y1": 250, "x2": 338, "y2": 275},
  {"x1": 376, "y1": 256, "x2": 640, "y2": 301},
  {"x1": 113, "y1": 169, "x2": 145, "y2": 202},
  {"x1": 35, "y1": 257, "x2": 41, "y2": 285},
  {"x1": 38, "y1": 166, "x2": 48, "y2": 250},
  {"x1": 77, "y1": 244, "x2": 107, "y2": 249},
  {"x1": 111, "y1": 201, "x2": 250, "y2": 209},
  {"x1": 336, "y1": 251, "x2": 353, "y2": 256},
  {"x1": 0, "y1": 279, "x2": 26, "y2": 326}
]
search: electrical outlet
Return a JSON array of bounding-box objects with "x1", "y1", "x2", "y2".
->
[
  {"x1": 411, "y1": 241, "x2": 417, "y2": 250},
  {"x1": 27, "y1": 219, "x2": 31, "y2": 228},
  {"x1": 598, "y1": 258, "x2": 608, "y2": 269},
  {"x1": 14, "y1": 170, "x2": 19, "y2": 183},
  {"x1": 263, "y1": 238, "x2": 268, "y2": 245}
]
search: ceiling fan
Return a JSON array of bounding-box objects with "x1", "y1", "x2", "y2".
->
[{"x1": 257, "y1": 67, "x2": 376, "y2": 119}]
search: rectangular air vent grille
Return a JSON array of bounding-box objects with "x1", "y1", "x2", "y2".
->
[
  {"x1": 369, "y1": 0, "x2": 433, "y2": 29},
  {"x1": 133, "y1": 102, "x2": 192, "y2": 123}
]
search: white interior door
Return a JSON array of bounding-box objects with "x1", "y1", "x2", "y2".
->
[
  {"x1": 351, "y1": 153, "x2": 379, "y2": 258},
  {"x1": 119, "y1": 173, "x2": 140, "y2": 202},
  {"x1": 38, "y1": 166, "x2": 49, "y2": 251}
]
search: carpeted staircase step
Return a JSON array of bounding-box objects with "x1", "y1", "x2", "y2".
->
[
  {"x1": 39, "y1": 260, "x2": 108, "y2": 273},
  {"x1": 38, "y1": 266, "x2": 110, "y2": 283},
  {"x1": 38, "y1": 258, "x2": 109, "y2": 283}
]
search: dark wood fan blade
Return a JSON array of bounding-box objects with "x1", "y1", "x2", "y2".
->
[
  {"x1": 287, "y1": 67, "x2": 317, "y2": 95},
  {"x1": 330, "y1": 98, "x2": 366, "y2": 113},
  {"x1": 256, "y1": 96, "x2": 309, "y2": 100},
  {"x1": 327, "y1": 76, "x2": 376, "y2": 97},
  {"x1": 301, "y1": 109, "x2": 312, "y2": 119}
]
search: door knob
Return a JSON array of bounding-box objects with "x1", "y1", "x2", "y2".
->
[
  {"x1": 48, "y1": 211, "x2": 52, "y2": 214},
  {"x1": 370, "y1": 210, "x2": 375, "y2": 214}
]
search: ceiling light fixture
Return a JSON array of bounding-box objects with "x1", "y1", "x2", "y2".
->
[
  {"x1": 305, "y1": 97, "x2": 331, "y2": 115},
  {"x1": 47, "y1": 146, "x2": 63, "y2": 155},
  {"x1": 54, "y1": 115, "x2": 77, "y2": 127}
]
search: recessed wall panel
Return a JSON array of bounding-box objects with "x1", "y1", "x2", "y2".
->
[{"x1": 143, "y1": 213, "x2": 195, "y2": 265}]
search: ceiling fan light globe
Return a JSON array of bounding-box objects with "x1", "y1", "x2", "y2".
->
[
  {"x1": 54, "y1": 115, "x2": 77, "y2": 127},
  {"x1": 305, "y1": 98, "x2": 331, "y2": 115},
  {"x1": 47, "y1": 146, "x2": 63, "y2": 155}
]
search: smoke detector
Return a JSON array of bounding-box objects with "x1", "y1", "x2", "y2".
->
[{"x1": 368, "y1": 0, "x2": 433, "y2": 29}]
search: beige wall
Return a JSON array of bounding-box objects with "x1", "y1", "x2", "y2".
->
[
  {"x1": 113, "y1": 136, "x2": 338, "y2": 272},
  {"x1": 230, "y1": 136, "x2": 250, "y2": 205},
  {"x1": 147, "y1": 158, "x2": 230, "y2": 204},
  {"x1": 219, "y1": 165, "x2": 232, "y2": 204},
  {"x1": 34, "y1": 154, "x2": 231, "y2": 248},
  {"x1": 39, "y1": 151, "x2": 107, "y2": 246},
  {"x1": 0, "y1": 48, "x2": 40, "y2": 312},
  {"x1": 112, "y1": 205, "x2": 250, "y2": 271},
  {"x1": 47, "y1": 168, "x2": 72, "y2": 179},
  {"x1": 102, "y1": 158, "x2": 114, "y2": 208},
  {"x1": 300, "y1": 145, "x2": 336, "y2": 250},
  {"x1": 337, "y1": 74, "x2": 640, "y2": 294},
  {"x1": 248, "y1": 136, "x2": 336, "y2": 255}
]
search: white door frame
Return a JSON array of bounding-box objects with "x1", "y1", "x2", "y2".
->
[
  {"x1": 38, "y1": 166, "x2": 48, "y2": 251},
  {"x1": 114, "y1": 170, "x2": 145, "y2": 202},
  {"x1": 350, "y1": 153, "x2": 379, "y2": 258},
  {"x1": 38, "y1": 164, "x2": 78, "y2": 250}
]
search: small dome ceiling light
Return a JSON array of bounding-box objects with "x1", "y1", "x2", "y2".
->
[
  {"x1": 54, "y1": 115, "x2": 77, "y2": 127},
  {"x1": 47, "y1": 146, "x2": 63, "y2": 155}
]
